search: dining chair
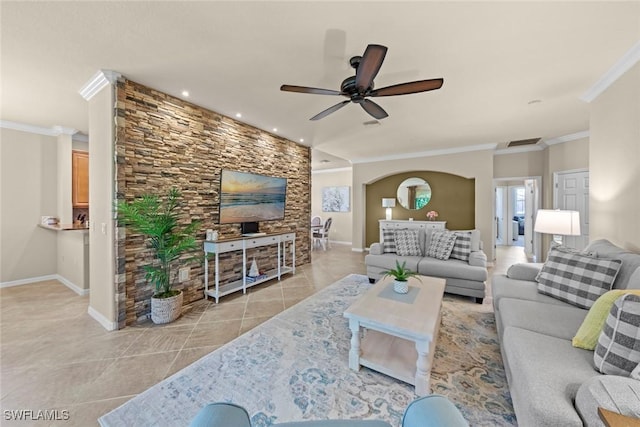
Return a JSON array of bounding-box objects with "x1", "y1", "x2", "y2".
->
[{"x1": 313, "y1": 217, "x2": 332, "y2": 250}]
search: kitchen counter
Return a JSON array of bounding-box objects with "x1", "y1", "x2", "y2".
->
[{"x1": 38, "y1": 223, "x2": 89, "y2": 231}]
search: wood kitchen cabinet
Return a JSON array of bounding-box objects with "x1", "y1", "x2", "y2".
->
[{"x1": 72, "y1": 150, "x2": 89, "y2": 208}]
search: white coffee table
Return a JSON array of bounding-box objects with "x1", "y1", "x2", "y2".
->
[{"x1": 343, "y1": 275, "x2": 445, "y2": 395}]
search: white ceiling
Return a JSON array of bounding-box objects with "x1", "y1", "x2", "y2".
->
[{"x1": 2, "y1": 2, "x2": 638, "y2": 170}]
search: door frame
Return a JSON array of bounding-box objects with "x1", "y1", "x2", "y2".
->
[{"x1": 493, "y1": 176, "x2": 542, "y2": 261}]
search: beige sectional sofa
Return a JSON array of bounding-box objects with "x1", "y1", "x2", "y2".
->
[
  {"x1": 492, "y1": 239, "x2": 640, "y2": 426},
  {"x1": 365, "y1": 222, "x2": 488, "y2": 303}
]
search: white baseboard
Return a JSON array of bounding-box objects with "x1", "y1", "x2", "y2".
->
[
  {"x1": 1, "y1": 274, "x2": 89, "y2": 296},
  {"x1": 330, "y1": 240, "x2": 352, "y2": 246},
  {"x1": 1, "y1": 274, "x2": 58, "y2": 288},
  {"x1": 351, "y1": 247, "x2": 364, "y2": 253},
  {"x1": 88, "y1": 306, "x2": 117, "y2": 331},
  {"x1": 56, "y1": 275, "x2": 90, "y2": 296}
]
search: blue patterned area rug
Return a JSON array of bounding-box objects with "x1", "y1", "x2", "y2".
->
[{"x1": 99, "y1": 274, "x2": 515, "y2": 426}]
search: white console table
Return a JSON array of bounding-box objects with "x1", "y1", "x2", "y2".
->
[
  {"x1": 378, "y1": 220, "x2": 446, "y2": 242},
  {"x1": 204, "y1": 232, "x2": 296, "y2": 303}
]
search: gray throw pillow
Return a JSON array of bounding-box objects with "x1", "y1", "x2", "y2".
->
[
  {"x1": 426, "y1": 230, "x2": 457, "y2": 260},
  {"x1": 394, "y1": 229, "x2": 422, "y2": 256},
  {"x1": 536, "y1": 246, "x2": 622, "y2": 309},
  {"x1": 382, "y1": 229, "x2": 396, "y2": 253},
  {"x1": 594, "y1": 294, "x2": 640, "y2": 376},
  {"x1": 449, "y1": 231, "x2": 472, "y2": 261}
]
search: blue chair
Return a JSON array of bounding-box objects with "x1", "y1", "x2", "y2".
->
[
  {"x1": 190, "y1": 394, "x2": 467, "y2": 427},
  {"x1": 402, "y1": 395, "x2": 468, "y2": 427}
]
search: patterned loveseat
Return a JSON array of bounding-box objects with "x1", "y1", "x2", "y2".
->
[{"x1": 365, "y1": 225, "x2": 488, "y2": 303}]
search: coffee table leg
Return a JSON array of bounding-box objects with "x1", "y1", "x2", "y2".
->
[
  {"x1": 415, "y1": 339, "x2": 431, "y2": 396},
  {"x1": 348, "y1": 319, "x2": 361, "y2": 371}
]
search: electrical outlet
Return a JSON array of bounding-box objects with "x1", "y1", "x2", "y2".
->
[{"x1": 179, "y1": 267, "x2": 189, "y2": 282}]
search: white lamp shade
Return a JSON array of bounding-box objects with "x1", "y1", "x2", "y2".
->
[
  {"x1": 382, "y1": 198, "x2": 396, "y2": 208},
  {"x1": 534, "y1": 209, "x2": 581, "y2": 236}
]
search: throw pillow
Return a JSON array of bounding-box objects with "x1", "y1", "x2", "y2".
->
[
  {"x1": 394, "y1": 229, "x2": 422, "y2": 256},
  {"x1": 632, "y1": 362, "x2": 640, "y2": 380},
  {"x1": 594, "y1": 294, "x2": 640, "y2": 376},
  {"x1": 573, "y1": 290, "x2": 640, "y2": 350},
  {"x1": 426, "y1": 230, "x2": 457, "y2": 260},
  {"x1": 449, "y1": 231, "x2": 472, "y2": 261},
  {"x1": 536, "y1": 246, "x2": 622, "y2": 309},
  {"x1": 506, "y1": 263, "x2": 544, "y2": 282},
  {"x1": 382, "y1": 229, "x2": 396, "y2": 253}
]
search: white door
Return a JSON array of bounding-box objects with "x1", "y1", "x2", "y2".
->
[
  {"x1": 555, "y1": 170, "x2": 589, "y2": 250},
  {"x1": 495, "y1": 186, "x2": 507, "y2": 245}
]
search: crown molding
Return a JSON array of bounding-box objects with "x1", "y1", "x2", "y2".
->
[
  {"x1": 542, "y1": 130, "x2": 590, "y2": 146},
  {"x1": 79, "y1": 69, "x2": 121, "y2": 101},
  {"x1": 350, "y1": 143, "x2": 497, "y2": 164},
  {"x1": 72, "y1": 133, "x2": 89, "y2": 143},
  {"x1": 311, "y1": 166, "x2": 352, "y2": 175},
  {"x1": 0, "y1": 120, "x2": 79, "y2": 137},
  {"x1": 580, "y1": 40, "x2": 640, "y2": 103}
]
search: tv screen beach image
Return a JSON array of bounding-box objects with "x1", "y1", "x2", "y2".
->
[{"x1": 219, "y1": 170, "x2": 287, "y2": 224}]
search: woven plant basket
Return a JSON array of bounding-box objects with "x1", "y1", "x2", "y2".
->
[{"x1": 151, "y1": 291, "x2": 183, "y2": 324}]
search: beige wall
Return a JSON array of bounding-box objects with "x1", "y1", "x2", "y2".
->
[
  {"x1": 353, "y1": 149, "x2": 494, "y2": 259},
  {"x1": 543, "y1": 138, "x2": 589, "y2": 209},
  {"x1": 88, "y1": 83, "x2": 117, "y2": 329},
  {"x1": 589, "y1": 62, "x2": 640, "y2": 252},
  {"x1": 57, "y1": 230, "x2": 90, "y2": 291},
  {"x1": 311, "y1": 168, "x2": 353, "y2": 244},
  {"x1": 0, "y1": 128, "x2": 58, "y2": 283},
  {"x1": 493, "y1": 150, "x2": 545, "y2": 179},
  {"x1": 57, "y1": 134, "x2": 73, "y2": 224}
]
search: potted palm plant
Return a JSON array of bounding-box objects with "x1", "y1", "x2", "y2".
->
[
  {"x1": 382, "y1": 260, "x2": 422, "y2": 294},
  {"x1": 117, "y1": 188, "x2": 201, "y2": 324}
]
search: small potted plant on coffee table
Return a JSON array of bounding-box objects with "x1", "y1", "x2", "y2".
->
[{"x1": 382, "y1": 260, "x2": 422, "y2": 294}]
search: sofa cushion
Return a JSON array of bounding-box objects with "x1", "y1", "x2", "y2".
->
[
  {"x1": 506, "y1": 262, "x2": 543, "y2": 282},
  {"x1": 364, "y1": 253, "x2": 421, "y2": 274},
  {"x1": 426, "y1": 230, "x2": 457, "y2": 260},
  {"x1": 503, "y1": 327, "x2": 600, "y2": 427},
  {"x1": 573, "y1": 290, "x2": 640, "y2": 350},
  {"x1": 449, "y1": 231, "x2": 471, "y2": 261},
  {"x1": 499, "y1": 298, "x2": 587, "y2": 341},
  {"x1": 382, "y1": 229, "x2": 397, "y2": 253},
  {"x1": 594, "y1": 294, "x2": 640, "y2": 376},
  {"x1": 492, "y1": 274, "x2": 579, "y2": 314},
  {"x1": 418, "y1": 257, "x2": 487, "y2": 282},
  {"x1": 586, "y1": 239, "x2": 640, "y2": 290},
  {"x1": 394, "y1": 229, "x2": 422, "y2": 256},
  {"x1": 536, "y1": 246, "x2": 622, "y2": 309},
  {"x1": 575, "y1": 375, "x2": 640, "y2": 427}
]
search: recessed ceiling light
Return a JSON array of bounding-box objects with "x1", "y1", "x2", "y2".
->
[
  {"x1": 273, "y1": 128, "x2": 278, "y2": 132},
  {"x1": 181, "y1": 90, "x2": 189, "y2": 97},
  {"x1": 235, "y1": 113, "x2": 242, "y2": 118},
  {"x1": 299, "y1": 138, "x2": 304, "y2": 143}
]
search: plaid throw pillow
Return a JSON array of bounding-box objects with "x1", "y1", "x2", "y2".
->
[
  {"x1": 426, "y1": 230, "x2": 458, "y2": 260},
  {"x1": 382, "y1": 229, "x2": 396, "y2": 253},
  {"x1": 394, "y1": 229, "x2": 422, "y2": 256},
  {"x1": 449, "y1": 231, "x2": 472, "y2": 261},
  {"x1": 594, "y1": 294, "x2": 640, "y2": 376},
  {"x1": 536, "y1": 247, "x2": 622, "y2": 309}
]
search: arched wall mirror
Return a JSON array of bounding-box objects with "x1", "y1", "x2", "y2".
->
[{"x1": 396, "y1": 177, "x2": 432, "y2": 210}]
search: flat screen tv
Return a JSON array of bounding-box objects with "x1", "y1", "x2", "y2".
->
[{"x1": 219, "y1": 170, "x2": 287, "y2": 225}]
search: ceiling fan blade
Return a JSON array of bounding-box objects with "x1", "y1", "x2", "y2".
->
[
  {"x1": 355, "y1": 44, "x2": 387, "y2": 93},
  {"x1": 280, "y1": 85, "x2": 343, "y2": 96},
  {"x1": 361, "y1": 99, "x2": 388, "y2": 120},
  {"x1": 310, "y1": 100, "x2": 350, "y2": 121},
  {"x1": 369, "y1": 78, "x2": 444, "y2": 97}
]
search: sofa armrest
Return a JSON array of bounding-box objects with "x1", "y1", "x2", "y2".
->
[
  {"x1": 506, "y1": 263, "x2": 543, "y2": 282},
  {"x1": 369, "y1": 242, "x2": 383, "y2": 255},
  {"x1": 468, "y1": 251, "x2": 487, "y2": 267}
]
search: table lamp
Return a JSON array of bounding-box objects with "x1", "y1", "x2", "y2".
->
[
  {"x1": 534, "y1": 209, "x2": 580, "y2": 245},
  {"x1": 382, "y1": 198, "x2": 396, "y2": 220}
]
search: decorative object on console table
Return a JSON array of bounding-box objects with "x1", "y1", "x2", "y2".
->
[
  {"x1": 249, "y1": 258, "x2": 259, "y2": 277},
  {"x1": 382, "y1": 198, "x2": 396, "y2": 220},
  {"x1": 534, "y1": 209, "x2": 580, "y2": 245},
  {"x1": 382, "y1": 260, "x2": 422, "y2": 294},
  {"x1": 116, "y1": 188, "x2": 201, "y2": 324},
  {"x1": 426, "y1": 210, "x2": 439, "y2": 221}
]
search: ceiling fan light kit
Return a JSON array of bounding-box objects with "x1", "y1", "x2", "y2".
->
[{"x1": 281, "y1": 44, "x2": 444, "y2": 121}]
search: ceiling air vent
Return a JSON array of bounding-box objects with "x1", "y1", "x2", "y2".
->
[
  {"x1": 507, "y1": 138, "x2": 541, "y2": 148},
  {"x1": 363, "y1": 120, "x2": 381, "y2": 126}
]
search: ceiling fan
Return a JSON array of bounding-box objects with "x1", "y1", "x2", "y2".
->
[{"x1": 280, "y1": 44, "x2": 444, "y2": 121}]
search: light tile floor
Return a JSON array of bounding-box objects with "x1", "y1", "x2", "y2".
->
[{"x1": 0, "y1": 244, "x2": 526, "y2": 426}]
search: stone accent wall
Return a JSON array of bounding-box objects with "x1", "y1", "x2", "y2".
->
[{"x1": 114, "y1": 79, "x2": 310, "y2": 328}]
